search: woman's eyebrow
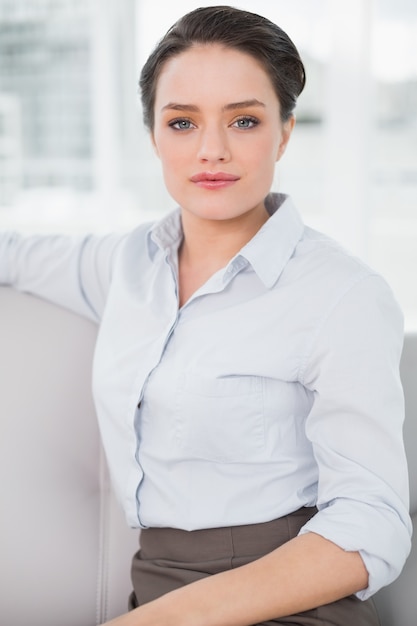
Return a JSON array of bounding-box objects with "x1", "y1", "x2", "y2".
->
[
  {"x1": 223, "y1": 99, "x2": 266, "y2": 111},
  {"x1": 161, "y1": 103, "x2": 199, "y2": 113},
  {"x1": 161, "y1": 99, "x2": 266, "y2": 113}
]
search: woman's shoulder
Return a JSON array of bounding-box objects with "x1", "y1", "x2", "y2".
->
[
  {"x1": 283, "y1": 224, "x2": 400, "y2": 325},
  {"x1": 293, "y1": 225, "x2": 379, "y2": 287}
]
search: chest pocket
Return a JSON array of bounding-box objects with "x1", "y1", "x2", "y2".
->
[{"x1": 175, "y1": 374, "x2": 265, "y2": 463}]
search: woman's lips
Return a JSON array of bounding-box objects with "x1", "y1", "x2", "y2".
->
[{"x1": 190, "y1": 172, "x2": 240, "y2": 189}]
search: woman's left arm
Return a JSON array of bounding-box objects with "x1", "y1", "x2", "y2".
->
[
  {"x1": 298, "y1": 272, "x2": 412, "y2": 599},
  {"x1": 104, "y1": 531, "x2": 367, "y2": 625}
]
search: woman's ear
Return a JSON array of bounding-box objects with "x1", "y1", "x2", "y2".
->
[{"x1": 276, "y1": 115, "x2": 296, "y2": 162}]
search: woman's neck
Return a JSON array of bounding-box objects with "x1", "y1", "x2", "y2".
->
[
  {"x1": 177, "y1": 205, "x2": 269, "y2": 306},
  {"x1": 180, "y1": 205, "x2": 268, "y2": 263}
]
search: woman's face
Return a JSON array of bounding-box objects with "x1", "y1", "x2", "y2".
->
[{"x1": 152, "y1": 44, "x2": 294, "y2": 225}]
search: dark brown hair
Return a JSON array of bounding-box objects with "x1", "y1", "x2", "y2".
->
[{"x1": 139, "y1": 5, "x2": 306, "y2": 131}]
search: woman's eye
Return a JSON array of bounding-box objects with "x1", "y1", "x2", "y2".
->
[
  {"x1": 169, "y1": 119, "x2": 194, "y2": 130},
  {"x1": 233, "y1": 116, "x2": 259, "y2": 129}
]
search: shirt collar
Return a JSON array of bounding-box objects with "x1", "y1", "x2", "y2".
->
[
  {"x1": 238, "y1": 193, "x2": 305, "y2": 288},
  {"x1": 147, "y1": 208, "x2": 183, "y2": 260},
  {"x1": 146, "y1": 193, "x2": 305, "y2": 289}
]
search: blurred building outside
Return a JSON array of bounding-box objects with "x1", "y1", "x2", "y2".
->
[{"x1": 0, "y1": 0, "x2": 416, "y2": 325}]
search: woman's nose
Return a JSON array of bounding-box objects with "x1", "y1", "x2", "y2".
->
[{"x1": 197, "y1": 126, "x2": 231, "y2": 163}]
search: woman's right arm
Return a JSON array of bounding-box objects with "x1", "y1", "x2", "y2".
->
[{"x1": 0, "y1": 231, "x2": 125, "y2": 323}]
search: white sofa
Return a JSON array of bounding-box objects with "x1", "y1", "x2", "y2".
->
[{"x1": 0, "y1": 287, "x2": 415, "y2": 626}]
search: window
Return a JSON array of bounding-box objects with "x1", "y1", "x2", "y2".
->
[{"x1": 1, "y1": 0, "x2": 416, "y2": 326}]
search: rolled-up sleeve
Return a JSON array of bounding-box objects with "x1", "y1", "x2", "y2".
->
[
  {"x1": 299, "y1": 272, "x2": 412, "y2": 599},
  {"x1": 0, "y1": 232, "x2": 125, "y2": 322}
]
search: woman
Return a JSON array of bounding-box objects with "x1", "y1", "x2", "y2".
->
[{"x1": 0, "y1": 6, "x2": 411, "y2": 626}]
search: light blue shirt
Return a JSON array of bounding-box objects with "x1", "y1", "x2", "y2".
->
[{"x1": 0, "y1": 193, "x2": 411, "y2": 599}]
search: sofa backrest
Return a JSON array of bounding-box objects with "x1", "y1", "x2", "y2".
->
[
  {"x1": 0, "y1": 287, "x2": 415, "y2": 625},
  {"x1": 0, "y1": 288, "x2": 138, "y2": 626},
  {"x1": 373, "y1": 332, "x2": 417, "y2": 626}
]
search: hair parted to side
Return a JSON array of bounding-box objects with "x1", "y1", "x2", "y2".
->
[{"x1": 139, "y1": 5, "x2": 306, "y2": 131}]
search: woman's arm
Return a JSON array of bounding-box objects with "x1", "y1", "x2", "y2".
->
[
  {"x1": 299, "y1": 272, "x2": 411, "y2": 598},
  {"x1": 0, "y1": 231, "x2": 124, "y2": 322},
  {"x1": 105, "y1": 531, "x2": 367, "y2": 626}
]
